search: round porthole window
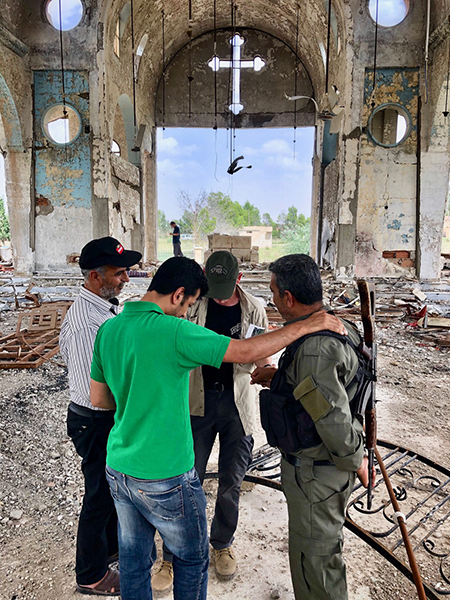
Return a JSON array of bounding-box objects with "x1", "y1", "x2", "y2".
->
[
  {"x1": 46, "y1": 0, "x2": 84, "y2": 31},
  {"x1": 43, "y1": 104, "x2": 82, "y2": 145},
  {"x1": 368, "y1": 0, "x2": 409, "y2": 27},
  {"x1": 368, "y1": 103, "x2": 411, "y2": 148}
]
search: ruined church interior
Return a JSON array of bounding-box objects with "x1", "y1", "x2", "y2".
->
[
  {"x1": 1, "y1": 3, "x2": 450, "y2": 599},
  {"x1": 0, "y1": 0, "x2": 449, "y2": 279}
]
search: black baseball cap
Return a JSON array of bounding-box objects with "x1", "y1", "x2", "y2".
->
[
  {"x1": 79, "y1": 237, "x2": 142, "y2": 270},
  {"x1": 205, "y1": 251, "x2": 239, "y2": 299}
]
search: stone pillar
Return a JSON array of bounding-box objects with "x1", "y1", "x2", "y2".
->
[
  {"x1": 418, "y1": 149, "x2": 449, "y2": 280},
  {"x1": 5, "y1": 148, "x2": 33, "y2": 274},
  {"x1": 142, "y1": 147, "x2": 157, "y2": 262}
]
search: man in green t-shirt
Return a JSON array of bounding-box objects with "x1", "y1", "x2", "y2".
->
[{"x1": 90, "y1": 256, "x2": 347, "y2": 600}]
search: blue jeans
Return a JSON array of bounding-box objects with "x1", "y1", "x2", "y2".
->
[{"x1": 105, "y1": 466, "x2": 209, "y2": 600}]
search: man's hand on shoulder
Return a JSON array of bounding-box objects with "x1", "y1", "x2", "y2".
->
[{"x1": 297, "y1": 310, "x2": 347, "y2": 337}]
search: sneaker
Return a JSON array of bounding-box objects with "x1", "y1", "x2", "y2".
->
[
  {"x1": 213, "y1": 547, "x2": 236, "y2": 580},
  {"x1": 152, "y1": 560, "x2": 173, "y2": 596}
]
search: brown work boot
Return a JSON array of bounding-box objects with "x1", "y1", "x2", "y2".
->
[
  {"x1": 152, "y1": 560, "x2": 173, "y2": 596},
  {"x1": 213, "y1": 547, "x2": 236, "y2": 580}
]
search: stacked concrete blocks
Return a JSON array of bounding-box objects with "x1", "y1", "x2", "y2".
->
[{"x1": 205, "y1": 234, "x2": 260, "y2": 263}]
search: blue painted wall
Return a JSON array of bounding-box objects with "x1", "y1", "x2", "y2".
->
[{"x1": 33, "y1": 70, "x2": 91, "y2": 209}]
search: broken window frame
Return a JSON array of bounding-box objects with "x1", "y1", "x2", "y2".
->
[
  {"x1": 367, "y1": 0, "x2": 409, "y2": 28},
  {"x1": 45, "y1": 0, "x2": 85, "y2": 31},
  {"x1": 367, "y1": 102, "x2": 412, "y2": 148},
  {"x1": 42, "y1": 103, "x2": 82, "y2": 147}
]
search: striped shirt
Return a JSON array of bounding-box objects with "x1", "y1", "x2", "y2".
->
[{"x1": 60, "y1": 286, "x2": 117, "y2": 411}]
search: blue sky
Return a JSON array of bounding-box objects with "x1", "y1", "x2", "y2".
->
[
  {"x1": 46, "y1": 0, "x2": 84, "y2": 31},
  {"x1": 157, "y1": 127, "x2": 315, "y2": 221}
]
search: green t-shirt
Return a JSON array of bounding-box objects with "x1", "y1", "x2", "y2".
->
[{"x1": 91, "y1": 301, "x2": 230, "y2": 479}]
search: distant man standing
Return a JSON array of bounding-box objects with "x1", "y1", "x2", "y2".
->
[
  {"x1": 60, "y1": 236, "x2": 141, "y2": 596},
  {"x1": 153, "y1": 251, "x2": 271, "y2": 591},
  {"x1": 170, "y1": 220, "x2": 183, "y2": 257}
]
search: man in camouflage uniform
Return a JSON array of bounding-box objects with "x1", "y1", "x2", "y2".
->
[{"x1": 252, "y1": 254, "x2": 372, "y2": 600}]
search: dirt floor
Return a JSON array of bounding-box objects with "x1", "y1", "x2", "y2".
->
[{"x1": 0, "y1": 300, "x2": 449, "y2": 600}]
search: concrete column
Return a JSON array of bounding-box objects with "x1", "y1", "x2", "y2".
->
[
  {"x1": 5, "y1": 148, "x2": 33, "y2": 274},
  {"x1": 142, "y1": 147, "x2": 157, "y2": 262},
  {"x1": 418, "y1": 150, "x2": 449, "y2": 280}
]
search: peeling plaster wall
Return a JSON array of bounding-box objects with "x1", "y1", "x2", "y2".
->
[
  {"x1": 33, "y1": 70, "x2": 93, "y2": 270},
  {"x1": 355, "y1": 68, "x2": 419, "y2": 277}
]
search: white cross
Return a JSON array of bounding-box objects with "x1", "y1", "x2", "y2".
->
[{"x1": 208, "y1": 34, "x2": 265, "y2": 115}]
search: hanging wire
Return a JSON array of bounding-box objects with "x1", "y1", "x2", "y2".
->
[
  {"x1": 325, "y1": 0, "x2": 332, "y2": 95},
  {"x1": 227, "y1": 0, "x2": 235, "y2": 167},
  {"x1": 213, "y1": 0, "x2": 218, "y2": 128},
  {"x1": 187, "y1": 0, "x2": 194, "y2": 119},
  {"x1": 161, "y1": 9, "x2": 166, "y2": 131},
  {"x1": 372, "y1": 0, "x2": 379, "y2": 107},
  {"x1": 293, "y1": 4, "x2": 300, "y2": 158},
  {"x1": 58, "y1": 0, "x2": 68, "y2": 148},
  {"x1": 130, "y1": 0, "x2": 137, "y2": 131},
  {"x1": 443, "y1": 40, "x2": 450, "y2": 117}
]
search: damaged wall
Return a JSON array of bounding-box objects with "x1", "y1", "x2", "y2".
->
[{"x1": 356, "y1": 67, "x2": 419, "y2": 277}]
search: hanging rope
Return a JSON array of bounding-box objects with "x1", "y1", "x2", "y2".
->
[
  {"x1": 372, "y1": 0, "x2": 379, "y2": 107},
  {"x1": 130, "y1": 0, "x2": 137, "y2": 131},
  {"x1": 161, "y1": 9, "x2": 166, "y2": 130}
]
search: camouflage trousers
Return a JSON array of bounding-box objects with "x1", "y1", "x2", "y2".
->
[{"x1": 281, "y1": 457, "x2": 355, "y2": 600}]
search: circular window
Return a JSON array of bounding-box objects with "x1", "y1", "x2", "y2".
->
[
  {"x1": 368, "y1": 0, "x2": 408, "y2": 27},
  {"x1": 43, "y1": 104, "x2": 82, "y2": 145},
  {"x1": 368, "y1": 103, "x2": 411, "y2": 147},
  {"x1": 46, "y1": 0, "x2": 84, "y2": 31}
]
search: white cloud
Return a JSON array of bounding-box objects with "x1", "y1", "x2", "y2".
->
[
  {"x1": 261, "y1": 139, "x2": 292, "y2": 155},
  {"x1": 47, "y1": 0, "x2": 83, "y2": 30},
  {"x1": 158, "y1": 136, "x2": 179, "y2": 154}
]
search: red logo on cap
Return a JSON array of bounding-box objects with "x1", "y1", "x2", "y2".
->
[{"x1": 116, "y1": 244, "x2": 124, "y2": 254}]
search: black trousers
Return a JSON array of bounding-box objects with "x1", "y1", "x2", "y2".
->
[
  {"x1": 191, "y1": 389, "x2": 254, "y2": 549},
  {"x1": 67, "y1": 407, "x2": 118, "y2": 585}
]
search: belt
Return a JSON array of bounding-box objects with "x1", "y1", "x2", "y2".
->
[
  {"x1": 68, "y1": 402, "x2": 113, "y2": 418},
  {"x1": 280, "y1": 450, "x2": 334, "y2": 468}
]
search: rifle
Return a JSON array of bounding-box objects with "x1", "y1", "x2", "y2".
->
[{"x1": 357, "y1": 280, "x2": 377, "y2": 509}]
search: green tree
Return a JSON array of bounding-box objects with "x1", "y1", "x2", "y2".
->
[
  {"x1": 157, "y1": 209, "x2": 169, "y2": 235},
  {"x1": 282, "y1": 218, "x2": 311, "y2": 255},
  {"x1": 177, "y1": 190, "x2": 216, "y2": 244},
  {"x1": 0, "y1": 198, "x2": 10, "y2": 244}
]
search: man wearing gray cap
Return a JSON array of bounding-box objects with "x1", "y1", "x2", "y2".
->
[{"x1": 60, "y1": 236, "x2": 141, "y2": 596}]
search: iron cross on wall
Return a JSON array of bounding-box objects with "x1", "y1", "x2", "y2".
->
[{"x1": 208, "y1": 34, "x2": 265, "y2": 115}]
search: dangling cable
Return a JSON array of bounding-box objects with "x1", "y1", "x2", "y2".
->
[
  {"x1": 227, "y1": 0, "x2": 235, "y2": 168},
  {"x1": 187, "y1": 0, "x2": 193, "y2": 119},
  {"x1": 213, "y1": 0, "x2": 218, "y2": 129},
  {"x1": 293, "y1": 4, "x2": 300, "y2": 158},
  {"x1": 161, "y1": 9, "x2": 166, "y2": 131},
  {"x1": 131, "y1": 0, "x2": 137, "y2": 133},
  {"x1": 444, "y1": 41, "x2": 450, "y2": 118},
  {"x1": 325, "y1": 0, "x2": 332, "y2": 95},
  {"x1": 58, "y1": 0, "x2": 68, "y2": 149},
  {"x1": 372, "y1": 0, "x2": 379, "y2": 107},
  {"x1": 424, "y1": 0, "x2": 430, "y2": 104}
]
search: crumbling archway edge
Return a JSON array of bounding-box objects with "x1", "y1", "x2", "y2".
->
[{"x1": 0, "y1": 71, "x2": 33, "y2": 274}]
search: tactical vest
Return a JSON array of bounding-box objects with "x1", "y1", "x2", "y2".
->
[{"x1": 259, "y1": 328, "x2": 375, "y2": 454}]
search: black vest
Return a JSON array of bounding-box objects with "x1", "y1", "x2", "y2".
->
[{"x1": 259, "y1": 330, "x2": 372, "y2": 454}]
